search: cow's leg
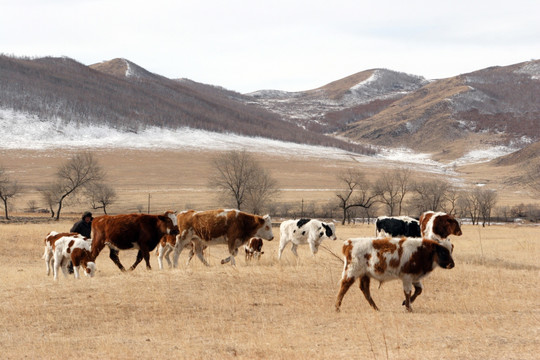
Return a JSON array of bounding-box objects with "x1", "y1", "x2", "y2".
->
[
  {"x1": 193, "y1": 241, "x2": 210, "y2": 266},
  {"x1": 291, "y1": 244, "x2": 299, "y2": 257},
  {"x1": 164, "y1": 246, "x2": 173, "y2": 268},
  {"x1": 73, "y1": 265, "x2": 80, "y2": 279},
  {"x1": 44, "y1": 249, "x2": 52, "y2": 276},
  {"x1": 359, "y1": 275, "x2": 379, "y2": 311},
  {"x1": 401, "y1": 279, "x2": 414, "y2": 312},
  {"x1": 407, "y1": 282, "x2": 423, "y2": 304},
  {"x1": 60, "y1": 259, "x2": 70, "y2": 278},
  {"x1": 53, "y1": 256, "x2": 61, "y2": 281},
  {"x1": 156, "y1": 244, "x2": 165, "y2": 270},
  {"x1": 309, "y1": 240, "x2": 319, "y2": 256},
  {"x1": 109, "y1": 248, "x2": 126, "y2": 272},
  {"x1": 129, "y1": 250, "x2": 146, "y2": 271},
  {"x1": 277, "y1": 238, "x2": 289, "y2": 260},
  {"x1": 335, "y1": 275, "x2": 356, "y2": 312},
  {"x1": 172, "y1": 231, "x2": 192, "y2": 268}
]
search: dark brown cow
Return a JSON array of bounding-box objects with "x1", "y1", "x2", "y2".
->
[
  {"x1": 335, "y1": 237, "x2": 454, "y2": 312},
  {"x1": 91, "y1": 211, "x2": 179, "y2": 272},
  {"x1": 419, "y1": 211, "x2": 462, "y2": 243},
  {"x1": 174, "y1": 209, "x2": 274, "y2": 266}
]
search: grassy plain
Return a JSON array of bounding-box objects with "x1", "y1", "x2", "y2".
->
[
  {"x1": 0, "y1": 148, "x2": 539, "y2": 359},
  {"x1": 0, "y1": 221, "x2": 538, "y2": 359}
]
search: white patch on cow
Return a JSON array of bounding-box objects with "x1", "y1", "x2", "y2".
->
[{"x1": 167, "y1": 211, "x2": 178, "y2": 226}]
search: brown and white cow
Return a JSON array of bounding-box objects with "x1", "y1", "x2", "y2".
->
[
  {"x1": 173, "y1": 209, "x2": 274, "y2": 266},
  {"x1": 419, "y1": 211, "x2": 462, "y2": 243},
  {"x1": 52, "y1": 234, "x2": 96, "y2": 280},
  {"x1": 244, "y1": 237, "x2": 264, "y2": 261},
  {"x1": 43, "y1": 231, "x2": 88, "y2": 276},
  {"x1": 335, "y1": 237, "x2": 454, "y2": 312},
  {"x1": 91, "y1": 211, "x2": 179, "y2": 272}
]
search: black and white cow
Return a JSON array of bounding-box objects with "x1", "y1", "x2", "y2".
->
[
  {"x1": 278, "y1": 218, "x2": 337, "y2": 259},
  {"x1": 375, "y1": 216, "x2": 421, "y2": 238}
]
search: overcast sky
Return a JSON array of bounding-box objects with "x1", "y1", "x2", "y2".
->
[{"x1": 2, "y1": 0, "x2": 539, "y2": 93}]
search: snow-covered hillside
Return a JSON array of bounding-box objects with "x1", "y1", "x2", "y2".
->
[{"x1": 0, "y1": 108, "x2": 520, "y2": 175}]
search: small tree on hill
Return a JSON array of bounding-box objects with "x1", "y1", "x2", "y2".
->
[{"x1": 0, "y1": 166, "x2": 21, "y2": 220}]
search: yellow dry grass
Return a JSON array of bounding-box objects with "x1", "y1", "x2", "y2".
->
[{"x1": 0, "y1": 222, "x2": 538, "y2": 359}]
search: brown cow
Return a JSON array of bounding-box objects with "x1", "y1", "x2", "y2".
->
[
  {"x1": 419, "y1": 211, "x2": 462, "y2": 243},
  {"x1": 174, "y1": 209, "x2": 274, "y2": 266},
  {"x1": 91, "y1": 211, "x2": 179, "y2": 272}
]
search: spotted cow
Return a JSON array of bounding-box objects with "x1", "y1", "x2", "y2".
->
[
  {"x1": 43, "y1": 231, "x2": 88, "y2": 276},
  {"x1": 244, "y1": 237, "x2": 264, "y2": 261},
  {"x1": 278, "y1": 218, "x2": 337, "y2": 260},
  {"x1": 375, "y1": 216, "x2": 421, "y2": 238},
  {"x1": 420, "y1": 211, "x2": 462, "y2": 243},
  {"x1": 335, "y1": 237, "x2": 454, "y2": 312},
  {"x1": 52, "y1": 234, "x2": 96, "y2": 280}
]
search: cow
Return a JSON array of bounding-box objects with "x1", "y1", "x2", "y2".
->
[
  {"x1": 52, "y1": 234, "x2": 96, "y2": 280},
  {"x1": 278, "y1": 218, "x2": 337, "y2": 260},
  {"x1": 420, "y1": 211, "x2": 462, "y2": 243},
  {"x1": 335, "y1": 237, "x2": 454, "y2": 312},
  {"x1": 43, "y1": 231, "x2": 87, "y2": 276},
  {"x1": 155, "y1": 233, "x2": 206, "y2": 269},
  {"x1": 375, "y1": 216, "x2": 421, "y2": 238},
  {"x1": 244, "y1": 237, "x2": 264, "y2": 261},
  {"x1": 172, "y1": 209, "x2": 274, "y2": 266},
  {"x1": 91, "y1": 211, "x2": 179, "y2": 272}
]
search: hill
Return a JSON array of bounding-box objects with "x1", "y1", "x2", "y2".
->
[
  {"x1": 341, "y1": 60, "x2": 540, "y2": 160},
  {"x1": 0, "y1": 55, "x2": 370, "y2": 154}
]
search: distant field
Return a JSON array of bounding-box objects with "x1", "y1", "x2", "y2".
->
[
  {"x1": 0, "y1": 222, "x2": 538, "y2": 359},
  {"x1": 0, "y1": 148, "x2": 537, "y2": 218}
]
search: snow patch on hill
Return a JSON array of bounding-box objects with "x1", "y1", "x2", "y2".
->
[{"x1": 0, "y1": 108, "x2": 520, "y2": 175}]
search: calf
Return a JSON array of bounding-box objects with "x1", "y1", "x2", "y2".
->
[
  {"x1": 244, "y1": 237, "x2": 264, "y2": 261},
  {"x1": 420, "y1": 211, "x2": 462, "y2": 243},
  {"x1": 156, "y1": 233, "x2": 205, "y2": 269},
  {"x1": 43, "y1": 231, "x2": 87, "y2": 276},
  {"x1": 375, "y1": 216, "x2": 420, "y2": 238},
  {"x1": 278, "y1": 218, "x2": 337, "y2": 260},
  {"x1": 52, "y1": 235, "x2": 96, "y2": 280},
  {"x1": 335, "y1": 237, "x2": 454, "y2": 312}
]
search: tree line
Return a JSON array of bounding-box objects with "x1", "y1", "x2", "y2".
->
[{"x1": 1, "y1": 151, "x2": 539, "y2": 224}]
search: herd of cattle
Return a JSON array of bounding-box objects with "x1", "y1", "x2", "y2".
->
[{"x1": 42, "y1": 209, "x2": 462, "y2": 312}]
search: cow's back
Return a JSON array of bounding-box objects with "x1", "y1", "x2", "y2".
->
[{"x1": 92, "y1": 214, "x2": 160, "y2": 250}]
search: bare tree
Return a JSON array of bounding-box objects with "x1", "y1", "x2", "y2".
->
[
  {"x1": 373, "y1": 168, "x2": 412, "y2": 216},
  {"x1": 209, "y1": 150, "x2": 278, "y2": 213},
  {"x1": 0, "y1": 166, "x2": 21, "y2": 220},
  {"x1": 478, "y1": 188, "x2": 498, "y2": 226},
  {"x1": 85, "y1": 182, "x2": 117, "y2": 214},
  {"x1": 336, "y1": 169, "x2": 378, "y2": 225},
  {"x1": 411, "y1": 179, "x2": 451, "y2": 213},
  {"x1": 46, "y1": 153, "x2": 105, "y2": 220}
]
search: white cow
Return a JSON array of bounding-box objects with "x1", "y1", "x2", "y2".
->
[
  {"x1": 278, "y1": 218, "x2": 337, "y2": 259},
  {"x1": 53, "y1": 235, "x2": 96, "y2": 280}
]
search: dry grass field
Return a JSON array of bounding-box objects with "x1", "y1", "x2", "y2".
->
[{"x1": 0, "y1": 221, "x2": 538, "y2": 359}]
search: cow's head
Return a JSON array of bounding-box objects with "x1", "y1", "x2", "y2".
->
[
  {"x1": 433, "y1": 214, "x2": 462, "y2": 240},
  {"x1": 85, "y1": 262, "x2": 97, "y2": 277},
  {"x1": 320, "y1": 222, "x2": 337, "y2": 240},
  {"x1": 434, "y1": 243, "x2": 455, "y2": 269},
  {"x1": 158, "y1": 214, "x2": 180, "y2": 236},
  {"x1": 256, "y1": 215, "x2": 274, "y2": 241}
]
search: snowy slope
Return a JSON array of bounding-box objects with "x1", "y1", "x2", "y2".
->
[{"x1": 0, "y1": 108, "x2": 520, "y2": 175}]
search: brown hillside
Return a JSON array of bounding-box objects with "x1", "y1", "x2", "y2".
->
[{"x1": 308, "y1": 70, "x2": 374, "y2": 100}]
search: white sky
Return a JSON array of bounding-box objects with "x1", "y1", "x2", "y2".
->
[{"x1": 1, "y1": 0, "x2": 539, "y2": 93}]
